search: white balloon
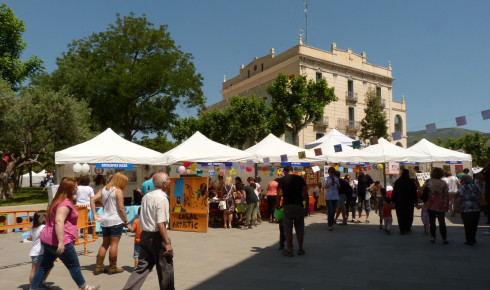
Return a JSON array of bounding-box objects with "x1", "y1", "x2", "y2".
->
[
  {"x1": 73, "y1": 163, "x2": 82, "y2": 173},
  {"x1": 81, "y1": 163, "x2": 90, "y2": 173}
]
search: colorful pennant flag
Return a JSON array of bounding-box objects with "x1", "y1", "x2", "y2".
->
[
  {"x1": 298, "y1": 151, "x2": 306, "y2": 159},
  {"x1": 190, "y1": 163, "x2": 197, "y2": 171},
  {"x1": 392, "y1": 131, "x2": 402, "y2": 141},
  {"x1": 482, "y1": 109, "x2": 490, "y2": 120},
  {"x1": 280, "y1": 154, "x2": 288, "y2": 162},
  {"x1": 352, "y1": 140, "x2": 361, "y2": 149},
  {"x1": 334, "y1": 144, "x2": 342, "y2": 152},
  {"x1": 240, "y1": 165, "x2": 246, "y2": 171},
  {"x1": 455, "y1": 116, "x2": 467, "y2": 126},
  {"x1": 246, "y1": 160, "x2": 254, "y2": 168},
  {"x1": 314, "y1": 148, "x2": 322, "y2": 156},
  {"x1": 426, "y1": 123, "x2": 437, "y2": 134},
  {"x1": 263, "y1": 157, "x2": 270, "y2": 165}
]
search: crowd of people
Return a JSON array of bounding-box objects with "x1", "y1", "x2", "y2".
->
[{"x1": 26, "y1": 159, "x2": 490, "y2": 288}]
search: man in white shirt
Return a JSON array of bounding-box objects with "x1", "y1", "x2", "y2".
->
[{"x1": 123, "y1": 173, "x2": 174, "y2": 290}]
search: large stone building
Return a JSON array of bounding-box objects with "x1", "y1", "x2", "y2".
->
[{"x1": 209, "y1": 38, "x2": 407, "y2": 148}]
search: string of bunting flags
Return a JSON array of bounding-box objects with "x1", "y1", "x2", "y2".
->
[{"x1": 425, "y1": 109, "x2": 490, "y2": 134}]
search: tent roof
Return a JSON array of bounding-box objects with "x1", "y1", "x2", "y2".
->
[
  {"x1": 245, "y1": 133, "x2": 322, "y2": 163},
  {"x1": 305, "y1": 128, "x2": 356, "y2": 149},
  {"x1": 55, "y1": 128, "x2": 166, "y2": 165},
  {"x1": 161, "y1": 131, "x2": 255, "y2": 165},
  {"x1": 312, "y1": 135, "x2": 354, "y2": 154},
  {"x1": 408, "y1": 138, "x2": 472, "y2": 162},
  {"x1": 361, "y1": 138, "x2": 431, "y2": 162}
]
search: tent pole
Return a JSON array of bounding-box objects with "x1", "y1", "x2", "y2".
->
[{"x1": 383, "y1": 162, "x2": 387, "y2": 191}]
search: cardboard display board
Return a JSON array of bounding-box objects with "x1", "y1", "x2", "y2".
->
[
  {"x1": 305, "y1": 167, "x2": 319, "y2": 188},
  {"x1": 169, "y1": 177, "x2": 208, "y2": 232}
]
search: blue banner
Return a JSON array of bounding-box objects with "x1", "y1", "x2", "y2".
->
[
  {"x1": 95, "y1": 163, "x2": 134, "y2": 169},
  {"x1": 445, "y1": 161, "x2": 462, "y2": 164},
  {"x1": 400, "y1": 162, "x2": 419, "y2": 165},
  {"x1": 281, "y1": 162, "x2": 310, "y2": 166},
  {"x1": 346, "y1": 162, "x2": 370, "y2": 166}
]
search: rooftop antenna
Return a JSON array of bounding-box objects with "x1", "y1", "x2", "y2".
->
[{"x1": 303, "y1": 0, "x2": 309, "y2": 45}]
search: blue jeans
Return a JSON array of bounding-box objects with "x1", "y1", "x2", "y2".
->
[
  {"x1": 31, "y1": 242, "x2": 86, "y2": 290},
  {"x1": 326, "y1": 200, "x2": 338, "y2": 227},
  {"x1": 358, "y1": 198, "x2": 371, "y2": 213}
]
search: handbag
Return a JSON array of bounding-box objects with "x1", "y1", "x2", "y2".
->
[
  {"x1": 218, "y1": 200, "x2": 227, "y2": 210},
  {"x1": 365, "y1": 190, "x2": 371, "y2": 200}
]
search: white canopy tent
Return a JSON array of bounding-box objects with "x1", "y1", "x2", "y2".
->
[
  {"x1": 312, "y1": 135, "x2": 376, "y2": 163},
  {"x1": 305, "y1": 128, "x2": 357, "y2": 149},
  {"x1": 161, "y1": 131, "x2": 255, "y2": 165},
  {"x1": 361, "y1": 138, "x2": 431, "y2": 163},
  {"x1": 245, "y1": 133, "x2": 323, "y2": 163},
  {"x1": 408, "y1": 138, "x2": 472, "y2": 162},
  {"x1": 20, "y1": 170, "x2": 46, "y2": 187},
  {"x1": 55, "y1": 128, "x2": 166, "y2": 165}
]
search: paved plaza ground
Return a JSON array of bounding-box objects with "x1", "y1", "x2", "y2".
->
[{"x1": 1, "y1": 204, "x2": 489, "y2": 290}]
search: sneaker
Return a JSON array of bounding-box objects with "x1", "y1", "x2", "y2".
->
[{"x1": 41, "y1": 282, "x2": 52, "y2": 289}]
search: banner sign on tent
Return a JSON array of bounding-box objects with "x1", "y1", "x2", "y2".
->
[
  {"x1": 281, "y1": 162, "x2": 310, "y2": 166},
  {"x1": 346, "y1": 162, "x2": 369, "y2": 166},
  {"x1": 95, "y1": 163, "x2": 133, "y2": 169},
  {"x1": 445, "y1": 161, "x2": 462, "y2": 164},
  {"x1": 400, "y1": 162, "x2": 419, "y2": 165}
]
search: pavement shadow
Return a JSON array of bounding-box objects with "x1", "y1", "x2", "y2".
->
[
  {"x1": 186, "y1": 213, "x2": 490, "y2": 290},
  {"x1": 17, "y1": 282, "x2": 61, "y2": 290}
]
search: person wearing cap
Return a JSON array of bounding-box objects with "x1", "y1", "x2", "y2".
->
[{"x1": 275, "y1": 165, "x2": 308, "y2": 257}]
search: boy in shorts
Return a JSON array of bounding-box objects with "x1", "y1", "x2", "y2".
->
[{"x1": 128, "y1": 208, "x2": 142, "y2": 269}]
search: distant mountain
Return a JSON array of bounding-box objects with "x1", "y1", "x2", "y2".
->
[{"x1": 407, "y1": 128, "x2": 490, "y2": 147}]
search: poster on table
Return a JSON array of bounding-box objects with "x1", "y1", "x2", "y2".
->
[
  {"x1": 169, "y1": 177, "x2": 208, "y2": 233},
  {"x1": 416, "y1": 172, "x2": 431, "y2": 188},
  {"x1": 388, "y1": 162, "x2": 400, "y2": 175},
  {"x1": 305, "y1": 167, "x2": 319, "y2": 187}
]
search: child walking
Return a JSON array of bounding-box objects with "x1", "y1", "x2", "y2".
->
[
  {"x1": 128, "y1": 207, "x2": 142, "y2": 269},
  {"x1": 378, "y1": 188, "x2": 387, "y2": 229},
  {"x1": 417, "y1": 202, "x2": 430, "y2": 234},
  {"x1": 27, "y1": 210, "x2": 51, "y2": 288},
  {"x1": 382, "y1": 197, "x2": 393, "y2": 235}
]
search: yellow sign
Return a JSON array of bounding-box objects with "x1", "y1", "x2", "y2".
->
[{"x1": 169, "y1": 177, "x2": 208, "y2": 233}]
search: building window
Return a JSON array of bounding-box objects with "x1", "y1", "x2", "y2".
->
[
  {"x1": 261, "y1": 63, "x2": 264, "y2": 71},
  {"x1": 316, "y1": 72, "x2": 322, "y2": 82},
  {"x1": 348, "y1": 107, "x2": 355, "y2": 122},
  {"x1": 254, "y1": 65, "x2": 257, "y2": 71},
  {"x1": 376, "y1": 86, "x2": 381, "y2": 97},
  {"x1": 348, "y1": 80, "x2": 353, "y2": 93},
  {"x1": 248, "y1": 70, "x2": 250, "y2": 78},
  {"x1": 394, "y1": 115, "x2": 403, "y2": 132},
  {"x1": 316, "y1": 133, "x2": 324, "y2": 140}
]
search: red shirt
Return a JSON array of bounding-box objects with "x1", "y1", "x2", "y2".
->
[{"x1": 382, "y1": 204, "x2": 392, "y2": 218}]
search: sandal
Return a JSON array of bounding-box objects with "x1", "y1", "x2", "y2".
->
[
  {"x1": 365, "y1": 220, "x2": 370, "y2": 223},
  {"x1": 282, "y1": 249, "x2": 293, "y2": 257},
  {"x1": 83, "y1": 285, "x2": 100, "y2": 290},
  {"x1": 297, "y1": 249, "x2": 306, "y2": 255}
]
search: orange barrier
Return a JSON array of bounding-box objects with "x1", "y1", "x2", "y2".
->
[
  {"x1": 0, "y1": 210, "x2": 38, "y2": 232},
  {"x1": 74, "y1": 205, "x2": 98, "y2": 256}
]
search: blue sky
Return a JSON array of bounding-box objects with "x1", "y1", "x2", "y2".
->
[{"x1": 5, "y1": 0, "x2": 490, "y2": 133}]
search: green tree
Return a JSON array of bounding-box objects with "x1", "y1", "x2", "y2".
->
[
  {"x1": 360, "y1": 88, "x2": 389, "y2": 143},
  {"x1": 171, "y1": 96, "x2": 274, "y2": 148},
  {"x1": 266, "y1": 73, "x2": 337, "y2": 145},
  {"x1": 458, "y1": 132, "x2": 489, "y2": 167},
  {"x1": 0, "y1": 80, "x2": 91, "y2": 198},
  {"x1": 0, "y1": 3, "x2": 43, "y2": 90},
  {"x1": 136, "y1": 133, "x2": 176, "y2": 153},
  {"x1": 37, "y1": 13, "x2": 204, "y2": 140}
]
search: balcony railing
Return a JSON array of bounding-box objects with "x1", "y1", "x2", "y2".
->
[
  {"x1": 345, "y1": 91, "x2": 358, "y2": 103},
  {"x1": 337, "y1": 118, "x2": 360, "y2": 132},
  {"x1": 314, "y1": 116, "x2": 329, "y2": 130}
]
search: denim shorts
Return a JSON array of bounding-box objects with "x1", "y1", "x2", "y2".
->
[
  {"x1": 31, "y1": 255, "x2": 43, "y2": 264},
  {"x1": 133, "y1": 243, "x2": 141, "y2": 258},
  {"x1": 101, "y1": 224, "x2": 124, "y2": 237}
]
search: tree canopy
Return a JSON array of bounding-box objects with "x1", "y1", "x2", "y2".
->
[
  {"x1": 435, "y1": 132, "x2": 489, "y2": 166},
  {"x1": 266, "y1": 73, "x2": 337, "y2": 145},
  {"x1": 37, "y1": 13, "x2": 204, "y2": 140},
  {"x1": 360, "y1": 88, "x2": 389, "y2": 143},
  {"x1": 0, "y1": 80, "x2": 91, "y2": 198},
  {"x1": 0, "y1": 3, "x2": 44, "y2": 90},
  {"x1": 171, "y1": 96, "x2": 273, "y2": 147}
]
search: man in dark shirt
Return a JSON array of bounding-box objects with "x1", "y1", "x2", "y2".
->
[
  {"x1": 275, "y1": 165, "x2": 308, "y2": 257},
  {"x1": 356, "y1": 166, "x2": 374, "y2": 223},
  {"x1": 242, "y1": 182, "x2": 259, "y2": 229}
]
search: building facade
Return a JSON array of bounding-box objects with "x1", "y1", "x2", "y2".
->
[{"x1": 209, "y1": 39, "x2": 407, "y2": 148}]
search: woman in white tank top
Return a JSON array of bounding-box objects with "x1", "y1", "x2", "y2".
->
[{"x1": 90, "y1": 172, "x2": 130, "y2": 275}]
